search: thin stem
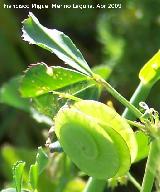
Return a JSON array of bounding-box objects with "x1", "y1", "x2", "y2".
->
[
  {"x1": 127, "y1": 173, "x2": 141, "y2": 191},
  {"x1": 93, "y1": 75, "x2": 142, "y2": 119},
  {"x1": 140, "y1": 139, "x2": 160, "y2": 192},
  {"x1": 83, "y1": 177, "x2": 106, "y2": 192},
  {"x1": 122, "y1": 82, "x2": 151, "y2": 119},
  {"x1": 53, "y1": 91, "x2": 82, "y2": 102},
  {"x1": 127, "y1": 119, "x2": 145, "y2": 131}
]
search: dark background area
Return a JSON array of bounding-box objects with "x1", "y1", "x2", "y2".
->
[{"x1": 0, "y1": 0, "x2": 160, "y2": 191}]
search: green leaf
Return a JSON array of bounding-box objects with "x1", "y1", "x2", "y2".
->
[
  {"x1": 22, "y1": 12, "x2": 92, "y2": 76},
  {"x1": 75, "y1": 84, "x2": 100, "y2": 101},
  {"x1": 20, "y1": 63, "x2": 87, "y2": 97},
  {"x1": 12, "y1": 161, "x2": 26, "y2": 192},
  {"x1": 134, "y1": 131, "x2": 149, "y2": 162},
  {"x1": 29, "y1": 163, "x2": 38, "y2": 190},
  {"x1": 0, "y1": 76, "x2": 29, "y2": 111},
  {"x1": 31, "y1": 81, "x2": 95, "y2": 118},
  {"x1": 139, "y1": 50, "x2": 160, "y2": 86},
  {"x1": 92, "y1": 65, "x2": 111, "y2": 80},
  {"x1": 32, "y1": 92, "x2": 64, "y2": 118},
  {"x1": 30, "y1": 64, "x2": 112, "y2": 118},
  {"x1": 1, "y1": 147, "x2": 55, "y2": 192},
  {"x1": 36, "y1": 147, "x2": 48, "y2": 174},
  {"x1": 1, "y1": 146, "x2": 35, "y2": 182}
]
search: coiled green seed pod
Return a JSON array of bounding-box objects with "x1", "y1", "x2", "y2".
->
[{"x1": 55, "y1": 100, "x2": 137, "y2": 179}]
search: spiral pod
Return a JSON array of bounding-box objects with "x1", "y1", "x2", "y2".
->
[{"x1": 55, "y1": 100, "x2": 137, "y2": 179}]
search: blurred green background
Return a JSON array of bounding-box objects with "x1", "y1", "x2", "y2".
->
[{"x1": 0, "y1": 0, "x2": 160, "y2": 191}]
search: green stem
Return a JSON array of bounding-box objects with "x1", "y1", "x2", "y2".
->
[
  {"x1": 53, "y1": 91, "x2": 82, "y2": 102},
  {"x1": 83, "y1": 177, "x2": 106, "y2": 192},
  {"x1": 127, "y1": 173, "x2": 141, "y2": 191},
  {"x1": 127, "y1": 119, "x2": 145, "y2": 131},
  {"x1": 122, "y1": 82, "x2": 151, "y2": 119},
  {"x1": 140, "y1": 139, "x2": 160, "y2": 192},
  {"x1": 93, "y1": 75, "x2": 142, "y2": 119}
]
